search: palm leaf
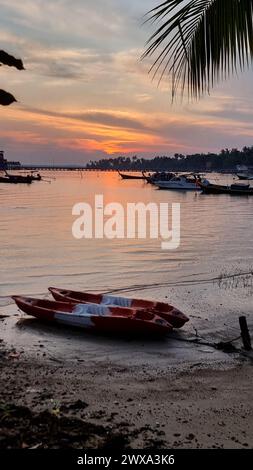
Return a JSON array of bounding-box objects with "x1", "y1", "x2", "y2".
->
[
  {"x1": 0, "y1": 89, "x2": 17, "y2": 106},
  {"x1": 0, "y1": 50, "x2": 24, "y2": 106},
  {"x1": 142, "y1": 0, "x2": 253, "y2": 99},
  {"x1": 0, "y1": 50, "x2": 24, "y2": 70}
]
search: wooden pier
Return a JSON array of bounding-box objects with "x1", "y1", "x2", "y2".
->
[{"x1": 19, "y1": 166, "x2": 145, "y2": 172}]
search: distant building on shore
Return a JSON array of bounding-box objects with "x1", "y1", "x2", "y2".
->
[
  {"x1": 0, "y1": 150, "x2": 7, "y2": 169},
  {"x1": 0, "y1": 151, "x2": 21, "y2": 170}
]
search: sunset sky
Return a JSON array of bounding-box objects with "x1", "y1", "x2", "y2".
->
[{"x1": 1, "y1": 0, "x2": 253, "y2": 164}]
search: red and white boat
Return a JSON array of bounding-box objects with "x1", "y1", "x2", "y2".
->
[
  {"x1": 49, "y1": 287, "x2": 189, "y2": 328},
  {"x1": 12, "y1": 296, "x2": 172, "y2": 336}
]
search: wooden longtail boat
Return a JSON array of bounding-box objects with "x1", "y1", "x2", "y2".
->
[
  {"x1": 0, "y1": 175, "x2": 32, "y2": 184},
  {"x1": 12, "y1": 296, "x2": 172, "y2": 336},
  {"x1": 49, "y1": 287, "x2": 189, "y2": 328},
  {"x1": 199, "y1": 182, "x2": 253, "y2": 195},
  {"x1": 118, "y1": 171, "x2": 146, "y2": 180}
]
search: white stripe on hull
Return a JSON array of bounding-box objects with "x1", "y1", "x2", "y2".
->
[
  {"x1": 101, "y1": 295, "x2": 132, "y2": 308},
  {"x1": 55, "y1": 312, "x2": 94, "y2": 328}
]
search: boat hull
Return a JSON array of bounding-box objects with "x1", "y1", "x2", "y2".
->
[
  {"x1": 49, "y1": 287, "x2": 189, "y2": 328},
  {"x1": 0, "y1": 176, "x2": 32, "y2": 184},
  {"x1": 156, "y1": 182, "x2": 201, "y2": 190},
  {"x1": 118, "y1": 172, "x2": 145, "y2": 180},
  {"x1": 12, "y1": 296, "x2": 172, "y2": 336},
  {"x1": 200, "y1": 183, "x2": 253, "y2": 195},
  {"x1": 237, "y1": 173, "x2": 253, "y2": 181}
]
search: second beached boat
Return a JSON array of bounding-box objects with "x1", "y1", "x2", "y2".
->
[{"x1": 49, "y1": 287, "x2": 189, "y2": 328}]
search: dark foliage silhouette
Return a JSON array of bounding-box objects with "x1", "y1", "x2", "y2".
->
[
  {"x1": 0, "y1": 50, "x2": 24, "y2": 70},
  {"x1": 0, "y1": 50, "x2": 24, "y2": 106},
  {"x1": 0, "y1": 89, "x2": 17, "y2": 106},
  {"x1": 143, "y1": 1, "x2": 253, "y2": 100},
  {"x1": 86, "y1": 147, "x2": 253, "y2": 172}
]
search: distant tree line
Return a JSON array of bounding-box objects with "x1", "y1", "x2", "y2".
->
[{"x1": 86, "y1": 147, "x2": 253, "y2": 172}]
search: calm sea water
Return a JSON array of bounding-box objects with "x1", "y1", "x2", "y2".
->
[{"x1": 0, "y1": 171, "x2": 253, "y2": 299}]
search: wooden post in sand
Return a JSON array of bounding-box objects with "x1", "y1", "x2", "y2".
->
[{"x1": 239, "y1": 316, "x2": 252, "y2": 351}]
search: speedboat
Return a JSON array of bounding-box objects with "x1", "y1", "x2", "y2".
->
[{"x1": 155, "y1": 174, "x2": 208, "y2": 191}]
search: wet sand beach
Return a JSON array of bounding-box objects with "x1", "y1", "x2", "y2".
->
[
  {"x1": 1, "y1": 281, "x2": 253, "y2": 449},
  {"x1": 1, "y1": 344, "x2": 252, "y2": 449}
]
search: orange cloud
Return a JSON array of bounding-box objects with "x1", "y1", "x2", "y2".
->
[{"x1": 2, "y1": 96, "x2": 253, "y2": 160}]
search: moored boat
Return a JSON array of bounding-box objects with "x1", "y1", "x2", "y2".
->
[
  {"x1": 118, "y1": 171, "x2": 146, "y2": 180},
  {"x1": 199, "y1": 181, "x2": 253, "y2": 195},
  {"x1": 4, "y1": 171, "x2": 33, "y2": 183},
  {"x1": 15, "y1": 171, "x2": 43, "y2": 181},
  {"x1": 155, "y1": 174, "x2": 208, "y2": 191},
  {"x1": 30, "y1": 172, "x2": 42, "y2": 181},
  {"x1": 0, "y1": 174, "x2": 32, "y2": 184},
  {"x1": 49, "y1": 287, "x2": 189, "y2": 328},
  {"x1": 12, "y1": 296, "x2": 172, "y2": 336},
  {"x1": 236, "y1": 165, "x2": 253, "y2": 180}
]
